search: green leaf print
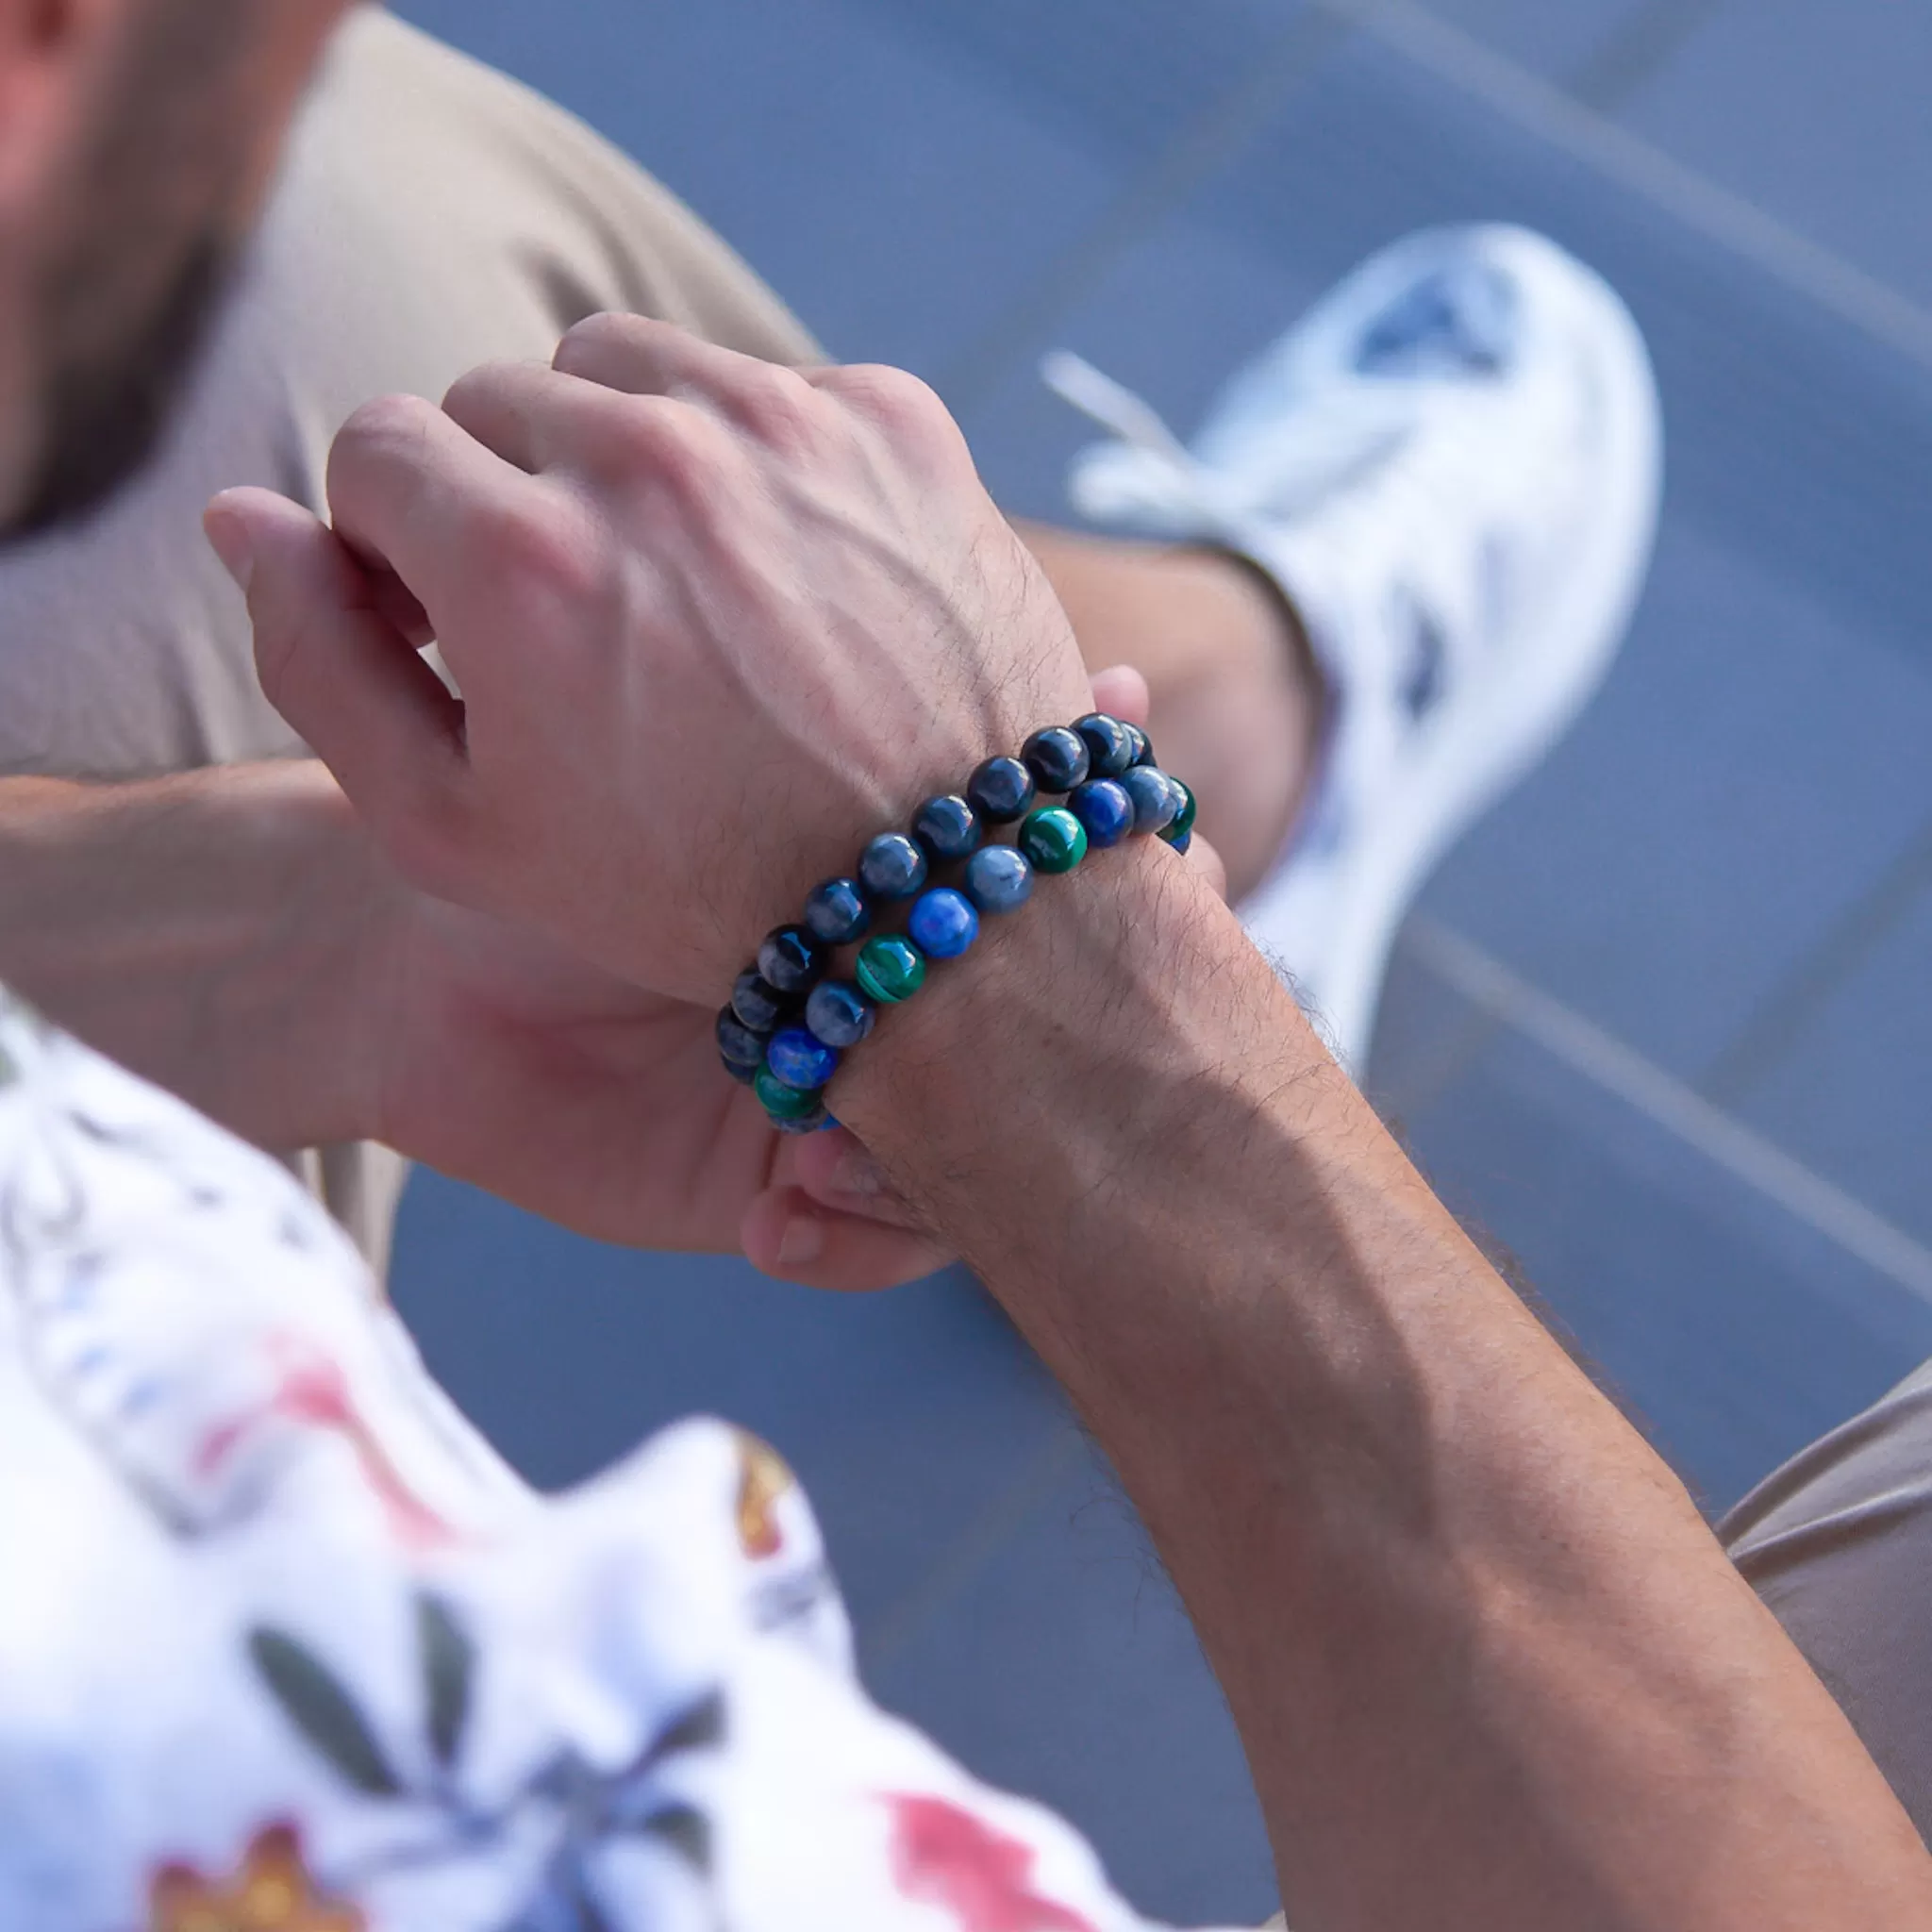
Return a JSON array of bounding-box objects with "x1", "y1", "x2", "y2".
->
[{"x1": 249, "y1": 1625, "x2": 404, "y2": 1797}]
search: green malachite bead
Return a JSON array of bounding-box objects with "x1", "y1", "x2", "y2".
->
[
  {"x1": 1017, "y1": 807, "x2": 1088, "y2": 875},
  {"x1": 754, "y1": 1065, "x2": 824, "y2": 1120},
  {"x1": 1159, "y1": 778, "x2": 1198, "y2": 846},
  {"x1": 855, "y1": 935, "x2": 927, "y2": 1005}
]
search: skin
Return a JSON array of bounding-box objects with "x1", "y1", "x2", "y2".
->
[{"x1": 207, "y1": 315, "x2": 1932, "y2": 1927}]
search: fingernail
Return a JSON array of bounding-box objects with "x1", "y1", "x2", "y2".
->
[
  {"x1": 831, "y1": 1144, "x2": 886, "y2": 1202},
  {"x1": 205, "y1": 507, "x2": 254, "y2": 592},
  {"x1": 776, "y1": 1212, "x2": 825, "y2": 1271}
]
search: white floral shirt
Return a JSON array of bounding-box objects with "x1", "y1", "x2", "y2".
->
[{"x1": 0, "y1": 988, "x2": 1225, "y2": 1932}]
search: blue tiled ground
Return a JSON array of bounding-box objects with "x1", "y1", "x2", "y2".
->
[{"x1": 389, "y1": 2, "x2": 1932, "y2": 1919}]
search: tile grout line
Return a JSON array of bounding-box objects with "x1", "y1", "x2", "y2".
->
[
  {"x1": 1314, "y1": 0, "x2": 1932, "y2": 376},
  {"x1": 1403, "y1": 917, "x2": 1932, "y2": 1308}
]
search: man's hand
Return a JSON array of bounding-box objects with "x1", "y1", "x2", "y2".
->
[{"x1": 207, "y1": 316, "x2": 1095, "y2": 999}]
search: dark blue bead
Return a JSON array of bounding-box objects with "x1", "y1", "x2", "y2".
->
[
  {"x1": 806, "y1": 979, "x2": 876, "y2": 1050},
  {"x1": 730, "y1": 970, "x2": 789, "y2": 1034},
  {"x1": 1124, "y1": 722, "x2": 1152, "y2": 768},
  {"x1": 859, "y1": 831, "x2": 928, "y2": 901},
  {"x1": 1120, "y1": 764, "x2": 1180, "y2": 835},
  {"x1": 963, "y1": 844, "x2": 1034, "y2": 915},
  {"x1": 716, "y1": 1008, "x2": 769, "y2": 1073},
  {"x1": 774, "y1": 1102, "x2": 831, "y2": 1135},
  {"x1": 1021, "y1": 725, "x2": 1091, "y2": 794},
  {"x1": 1073, "y1": 712, "x2": 1136, "y2": 779},
  {"x1": 907, "y1": 887, "x2": 979, "y2": 960},
  {"x1": 1068, "y1": 777, "x2": 1135, "y2": 848},
  {"x1": 766, "y1": 1024, "x2": 841, "y2": 1092},
  {"x1": 721, "y1": 1054, "x2": 758, "y2": 1086},
  {"x1": 1169, "y1": 826, "x2": 1193, "y2": 855},
  {"x1": 803, "y1": 877, "x2": 871, "y2": 946},
  {"x1": 913, "y1": 793, "x2": 983, "y2": 862},
  {"x1": 966, "y1": 756, "x2": 1037, "y2": 824},
  {"x1": 757, "y1": 924, "x2": 824, "y2": 995}
]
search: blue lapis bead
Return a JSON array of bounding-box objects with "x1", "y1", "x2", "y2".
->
[
  {"x1": 966, "y1": 756, "x2": 1037, "y2": 825},
  {"x1": 859, "y1": 831, "x2": 928, "y2": 901},
  {"x1": 806, "y1": 979, "x2": 876, "y2": 1050},
  {"x1": 731, "y1": 969, "x2": 790, "y2": 1034},
  {"x1": 1073, "y1": 712, "x2": 1137, "y2": 779},
  {"x1": 774, "y1": 1104, "x2": 831, "y2": 1135},
  {"x1": 758, "y1": 924, "x2": 824, "y2": 996},
  {"x1": 803, "y1": 876, "x2": 871, "y2": 946},
  {"x1": 963, "y1": 844, "x2": 1034, "y2": 915},
  {"x1": 1021, "y1": 725, "x2": 1091, "y2": 794},
  {"x1": 1124, "y1": 722, "x2": 1153, "y2": 768},
  {"x1": 1120, "y1": 764, "x2": 1180, "y2": 835},
  {"x1": 1169, "y1": 827, "x2": 1193, "y2": 855},
  {"x1": 1068, "y1": 777, "x2": 1135, "y2": 849},
  {"x1": 913, "y1": 793, "x2": 983, "y2": 863},
  {"x1": 908, "y1": 887, "x2": 979, "y2": 960},
  {"x1": 766, "y1": 1024, "x2": 840, "y2": 1092}
]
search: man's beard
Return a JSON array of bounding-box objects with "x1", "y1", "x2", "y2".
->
[
  {"x1": 8, "y1": 231, "x2": 235, "y2": 539},
  {"x1": 5, "y1": 0, "x2": 251, "y2": 540}
]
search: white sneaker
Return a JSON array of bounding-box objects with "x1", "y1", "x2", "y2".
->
[{"x1": 1045, "y1": 224, "x2": 1662, "y2": 1073}]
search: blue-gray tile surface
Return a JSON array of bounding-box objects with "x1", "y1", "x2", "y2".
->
[{"x1": 388, "y1": 0, "x2": 1932, "y2": 1917}]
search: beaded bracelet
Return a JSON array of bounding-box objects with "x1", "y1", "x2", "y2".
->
[{"x1": 715, "y1": 712, "x2": 1198, "y2": 1133}]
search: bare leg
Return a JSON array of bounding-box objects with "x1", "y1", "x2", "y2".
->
[{"x1": 1018, "y1": 522, "x2": 1324, "y2": 901}]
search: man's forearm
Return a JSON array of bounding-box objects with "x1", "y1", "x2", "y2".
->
[
  {"x1": 839, "y1": 853, "x2": 1932, "y2": 1929},
  {"x1": 0, "y1": 763, "x2": 381, "y2": 1150}
]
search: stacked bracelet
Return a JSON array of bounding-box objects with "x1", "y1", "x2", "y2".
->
[{"x1": 716, "y1": 712, "x2": 1197, "y2": 1132}]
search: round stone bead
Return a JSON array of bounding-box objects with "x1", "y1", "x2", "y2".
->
[
  {"x1": 1073, "y1": 711, "x2": 1137, "y2": 779},
  {"x1": 765, "y1": 1024, "x2": 840, "y2": 1092},
  {"x1": 1169, "y1": 827, "x2": 1193, "y2": 855},
  {"x1": 1020, "y1": 725, "x2": 1091, "y2": 795},
  {"x1": 757, "y1": 925, "x2": 824, "y2": 996},
  {"x1": 754, "y1": 1065, "x2": 824, "y2": 1121},
  {"x1": 773, "y1": 1102, "x2": 830, "y2": 1135},
  {"x1": 1120, "y1": 763, "x2": 1180, "y2": 835},
  {"x1": 803, "y1": 876, "x2": 871, "y2": 946},
  {"x1": 806, "y1": 979, "x2": 876, "y2": 1050},
  {"x1": 855, "y1": 935, "x2": 927, "y2": 1005},
  {"x1": 963, "y1": 843, "x2": 1034, "y2": 915},
  {"x1": 1158, "y1": 777, "x2": 1198, "y2": 846},
  {"x1": 1067, "y1": 777, "x2": 1135, "y2": 850},
  {"x1": 730, "y1": 969, "x2": 790, "y2": 1035},
  {"x1": 1124, "y1": 722, "x2": 1152, "y2": 768},
  {"x1": 966, "y1": 756, "x2": 1037, "y2": 825},
  {"x1": 907, "y1": 887, "x2": 979, "y2": 960},
  {"x1": 859, "y1": 831, "x2": 929, "y2": 901},
  {"x1": 1017, "y1": 807, "x2": 1088, "y2": 875},
  {"x1": 716, "y1": 1008, "x2": 769, "y2": 1076},
  {"x1": 912, "y1": 793, "x2": 983, "y2": 863}
]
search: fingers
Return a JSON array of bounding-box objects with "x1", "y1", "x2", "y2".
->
[
  {"x1": 554, "y1": 312, "x2": 821, "y2": 440},
  {"x1": 1087, "y1": 662, "x2": 1151, "y2": 730},
  {"x1": 205, "y1": 488, "x2": 467, "y2": 843},
  {"x1": 741, "y1": 1185, "x2": 952, "y2": 1292}
]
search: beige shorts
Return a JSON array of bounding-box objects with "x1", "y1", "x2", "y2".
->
[{"x1": 0, "y1": 5, "x2": 817, "y2": 1273}]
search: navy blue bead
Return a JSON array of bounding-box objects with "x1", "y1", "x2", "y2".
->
[
  {"x1": 913, "y1": 793, "x2": 983, "y2": 862},
  {"x1": 1021, "y1": 725, "x2": 1091, "y2": 794},
  {"x1": 757, "y1": 924, "x2": 824, "y2": 995},
  {"x1": 730, "y1": 970, "x2": 789, "y2": 1034},
  {"x1": 966, "y1": 756, "x2": 1037, "y2": 824},
  {"x1": 803, "y1": 876, "x2": 870, "y2": 946},
  {"x1": 806, "y1": 979, "x2": 876, "y2": 1050},
  {"x1": 963, "y1": 843, "x2": 1034, "y2": 915},
  {"x1": 1068, "y1": 777, "x2": 1135, "y2": 848},
  {"x1": 774, "y1": 1102, "x2": 831, "y2": 1135},
  {"x1": 1120, "y1": 764, "x2": 1180, "y2": 834},
  {"x1": 908, "y1": 887, "x2": 979, "y2": 960},
  {"x1": 859, "y1": 831, "x2": 928, "y2": 901},
  {"x1": 721, "y1": 1054, "x2": 758, "y2": 1086},
  {"x1": 1169, "y1": 826, "x2": 1193, "y2": 855},
  {"x1": 1073, "y1": 712, "x2": 1136, "y2": 779},
  {"x1": 766, "y1": 1024, "x2": 840, "y2": 1092},
  {"x1": 716, "y1": 1008, "x2": 769, "y2": 1073},
  {"x1": 1124, "y1": 722, "x2": 1152, "y2": 768}
]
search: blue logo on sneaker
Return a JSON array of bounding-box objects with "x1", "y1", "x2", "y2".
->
[{"x1": 1356, "y1": 263, "x2": 1518, "y2": 379}]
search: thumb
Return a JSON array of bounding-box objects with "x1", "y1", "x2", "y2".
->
[{"x1": 206, "y1": 487, "x2": 467, "y2": 845}]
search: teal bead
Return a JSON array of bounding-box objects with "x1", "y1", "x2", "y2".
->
[
  {"x1": 754, "y1": 1065, "x2": 824, "y2": 1121},
  {"x1": 1017, "y1": 807, "x2": 1087, "y2": 875},
  {"x1": 1159, "y1": 778, "x2": 1198, "y2": 846},
  {"x1": 855, "y1": 935, "x2": 927, "y2": 1005}
]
